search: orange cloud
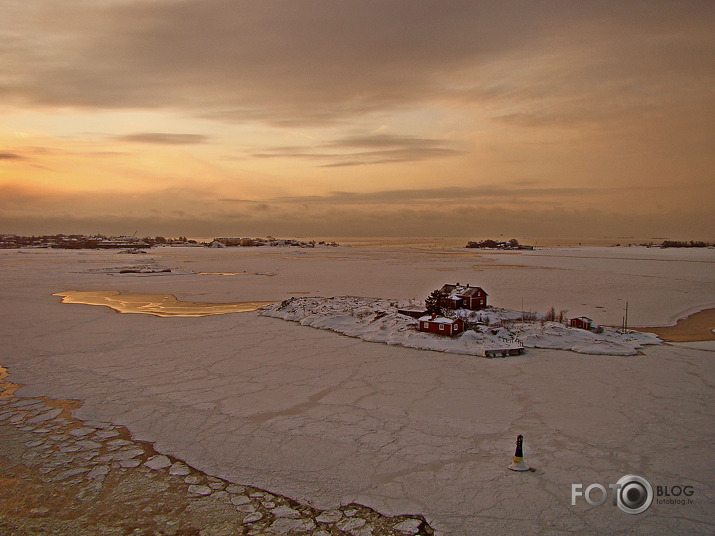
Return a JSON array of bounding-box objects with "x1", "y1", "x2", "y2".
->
[{"x1": 0, "y1": 1, "x2": 712, "y2": 239}]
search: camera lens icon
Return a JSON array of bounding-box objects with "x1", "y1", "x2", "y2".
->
[{"x1": 616, "y1": 474, "x2": 653, "y2": 514}]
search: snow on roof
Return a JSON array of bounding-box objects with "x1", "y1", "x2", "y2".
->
[
  {"x1": 418, "y1": 315, "x2": 460, "y2": 324},
  {"x1": 440, "y1": 284, "x2": 488, "y2": 299},
  {"x1": 460, "y1": 286, "x2": 487, "y2": 297}
]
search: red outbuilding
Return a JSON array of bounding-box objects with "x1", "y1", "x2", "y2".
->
[
  {"x1": 418, "y1": 315, "x2": 464, "y2": 336},
  {"x1": 570, "y1": 316, "x2": 593, "y2": 330}
]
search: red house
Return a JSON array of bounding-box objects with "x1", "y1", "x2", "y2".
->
[
  {"x1": 570, "y1": 316, "x2": 593, "y2": 330},
  {"x1": 418, "y1": 315, "x2": 464, "y2": 336},
  {"x1": 439, "y1": 284, "x2": 488, "y2": 310}
]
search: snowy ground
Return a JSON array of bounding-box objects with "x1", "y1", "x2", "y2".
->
[
  {"x1": 1, "y1": 245, "x2": 713, "y2": 535},
  {"x1": 261, "y1": 296, "x2": 660, "y2": 356}
]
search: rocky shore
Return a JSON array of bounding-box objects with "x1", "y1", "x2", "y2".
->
[{"x1": 0, "y1": 387, "x2": 432, "y2": 536}]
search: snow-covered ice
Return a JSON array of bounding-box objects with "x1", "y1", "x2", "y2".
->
[{"x1": 1, "y1": 245, "x2": 713, "y2": 535}]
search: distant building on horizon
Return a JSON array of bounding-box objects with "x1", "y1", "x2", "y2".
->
[{"x1": 97, "y1": 236, "x2": 148, "y2": 249}]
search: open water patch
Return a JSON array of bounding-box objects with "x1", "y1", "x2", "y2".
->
[
  {"x1": 0, "y1": 365, "x2": 21, "y2": 399},
  {"x1": 637, "y1": 308, "x2": 715, "y2": 342},
  {"x1": 53, "y1": 291, "x2": 275, "y2": 318}
]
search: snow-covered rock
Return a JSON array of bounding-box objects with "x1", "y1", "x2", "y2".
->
[{"x1": 261, "y1": 297, "x2": 661, "y2": 356}]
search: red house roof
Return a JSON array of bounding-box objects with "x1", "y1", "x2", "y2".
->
[{"x1": 439, "y1": 284, "x2": 488, "y2": 299}]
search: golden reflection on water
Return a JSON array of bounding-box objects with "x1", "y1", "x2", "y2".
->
[
  {"x1": 0, "y1": 365, "x2": 22, "y2": 398},
  {"x1": 53, "y1": 291, "x2": 275, "y2": 318},
  {"x1": 637, "y1": 308, "x2": 715, "y2": 342}
]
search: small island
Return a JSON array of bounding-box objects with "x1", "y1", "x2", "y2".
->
[
  {"x1": 261, "y1": 283, "x2": 660, "y2": 357},
  {"x1": 465, "y1": 238, "x2": 534, "y2": 250}
]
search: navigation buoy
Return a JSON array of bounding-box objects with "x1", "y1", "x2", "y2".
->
[{"x1": 508, "y1": 434, "x2": 532, "y2": 472}]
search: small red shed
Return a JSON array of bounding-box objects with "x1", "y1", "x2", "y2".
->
[
  {"x1": 570, "y1": 316, "x2": 593, "y2": 330},
  {"x1": 418, "y1": 315, "x2": 464, "y2": 336}
]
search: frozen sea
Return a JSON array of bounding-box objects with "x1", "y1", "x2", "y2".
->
[{"x1": 1, "y1": 244, "x2": 713, "y2": 535}]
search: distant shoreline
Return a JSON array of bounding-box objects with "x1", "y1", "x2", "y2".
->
[{"x1": 3, "y1": 233, "x2": 714, "y2": 250}]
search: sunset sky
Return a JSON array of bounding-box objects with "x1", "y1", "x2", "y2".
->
[{"x1": 1, "y1": 0, "x2": 713, "y2": 240}]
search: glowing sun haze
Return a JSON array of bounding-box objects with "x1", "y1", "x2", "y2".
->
[{"x1": 1, "y1": 0, "x2": 713, "y2": 240}]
